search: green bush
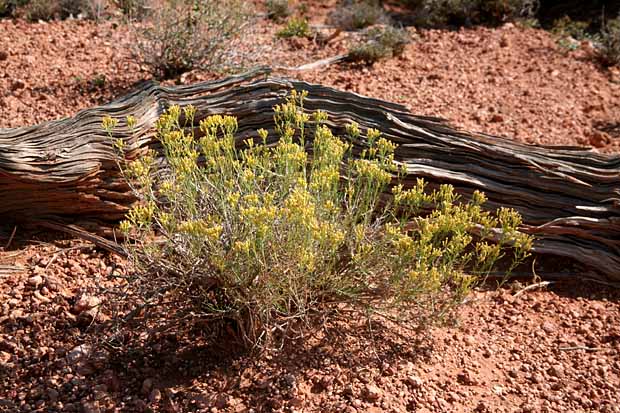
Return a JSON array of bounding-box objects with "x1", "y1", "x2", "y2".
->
[
  {"x1": 551, "y1": 15, "x2": 589, "y2": 39},
  {"x1": 0, "y1": 0, "x2": 22, "y2": 17},
  {"x1": 105, "y1": 91, "x2": 532, "y2": 348},
  {"x1": 328, "y1": 0, "x2": 390, "y2": 30},
  {"x1": 348, "y1": 25, "x2": 411, "y2": 64},
  {"x1": 19, "y1": 0, "x2": 60, "y2": 20},
  {"x1": 403, "y1": 0, "x2": 538, "y2": 27},
  {"x1": 134, "y1": 0, "x2": 248, "y2": 79},
  {"x1": 79, "y1": 0, "x2": 109, "y2": 21},
  {"x1": 599, "y1": 16, "x2": 620, "y2": 66},
  {"x1": 276, "y1": 15, "x2": 311, "y2": 38},
  {"x1": 266, "y1": 0, "x2": 291, "y2": 21},
  {"x1": 0, "y1": 3, "x2": 6, "y2": 16},
  {"x1": 112, "y1": 0, "x2": 148, "y2": 19},
  {"x1": 0, "y1": 0, "x2": 110, "y2": 20}
]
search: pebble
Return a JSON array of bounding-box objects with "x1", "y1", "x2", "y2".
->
[
  {"x1": 521, "y1": 404, "x2": 535, "y2": 413},
  {"x1": 44, "y1": 275, "x2": 63, "y2": 292},
  {"x1": 364, "y1": 384, "x2": 382, "y2": 402},
  {"x1": 67, "y1": 344, "x2": 90, "y2": 365},
  {"x1": 542, "y1": 321, "x2": 556, "y2": 334},
  {"x1": 27, "y1": 275, "x2": 43, "y2": 287},
  {"x1": 530, "y1": 373, "x2": 544, "y2": 384},
  {"x1": 215, "y1": 394, "x2": 229, "y2": 409},
  {"x1": 73, "y1": 295, "x2": 101, "y2": 314},
  {"x1": 289, "y1": 397, "x2": 303, "y2": 408},
  {"x1": 490, "y1": 114, "x2": 504, "y2": 123},
  {"x1": 282, "y1": 373, "x2": 296, "y2": 388},
  {"x1": 47, "y1": 388, "x2": 59, "y2": 403},
  {"x1": 82, "y1": 401, "x2": 100, "y2": 413},
  {"x1": 192, "y1": 393, "x2": 209, "y2": 409},
  {"x1": 463, "y1": 335, "x2": 476, "y2": 346},
  {"x1": 148, "y1": 389, "x2": 161, "y2": 404},
  {"x1": 141, "y1": 378, "x2": 153, "y2": 395},
  {"x1": 547, "y1": 365, "x2": 564, "y2": 378},
  {"x1": 475, "y1": 401, "x2": 489, "y2": 412},
  {"x1": 10, "y1": 79, "x2": 25, "y2": 91},
  {"x1": 457, "y1": 370, "x2": 478, "y2": 386},
  {"x1": 405, "y1": 375, "x2": 423, "y2": 389}
]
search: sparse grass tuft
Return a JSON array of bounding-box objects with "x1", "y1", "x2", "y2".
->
[
  {"x1": 328, "y1": 0, "x2": 390, "y2": 30},
  {"x1": 404, "y1": 0, "x2": 538, "y2": 28},
  {"x1": 113, "y1": 0, "x2": 148, "y2": 20},
  {"x1": 266, "y1": 0, "x2": 291, "y2": 21},
  {"x1": 133, "y1": 0, "x2": 249, "y2": 79},
  {"x1": 0, "y1": 0, "x2": 24, "y2": 17},
  {"x1": 550, "y1": 15, "x2": 590, "y2": 51},
  {"x1": 348, "y1": 25, "x2": 411, "y2": 64},
  {"x1": 276, "y1": 16, "x2": 311, "y2": 38},
  {"x1": 19, "y1": 0, "x2": 60, "y2": 20},
  {"x1": 79, "y1": 0, "x2": 109, "y2": 21},
  {"x1": 551, "y1": 15, "x2": 589, "y2": 40},
  {"x1": 0, "y1": 0, "x2": 111, "y2": 20},
  {"x1": 105, "y1": 91, "x2": 532, "y2": 349},
  {"x1": 599, "y1": 16, "x2": 620, "y2": 66}
]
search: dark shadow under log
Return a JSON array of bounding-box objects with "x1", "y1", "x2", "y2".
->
[{"x1": 1, "y1": 68, "x2": 619, "y2": 281}]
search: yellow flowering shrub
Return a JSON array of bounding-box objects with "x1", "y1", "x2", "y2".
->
[{"x1": 106, "y1": 90, "x2": 533, "y2": 348}]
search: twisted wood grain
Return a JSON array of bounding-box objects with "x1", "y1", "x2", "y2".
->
[{"x1": 1, "y1": 68, "x2": 618, "y2": 281}]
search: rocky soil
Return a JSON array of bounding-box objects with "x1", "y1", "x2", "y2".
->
[
  {"x1": 1, "y1": 239, "x2": 619, "y2": 413},
  {"x1": 1, "y1": 2, "x2": 620, "y2": 412}
]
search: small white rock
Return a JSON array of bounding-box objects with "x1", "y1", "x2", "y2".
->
[{"x1": 28, "y1": 275, "x2": 43, "y2": 287}]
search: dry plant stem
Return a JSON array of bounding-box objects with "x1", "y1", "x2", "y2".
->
[
  {"x1": 559, "y1": 346, "x2": 603, "y2": 352},
  {"x1": 4, "y1": 226, "x2": 17, "y2": 249},
  {"x1": 36, "y1": 221, "x2": 127, "y2": 257},
  {"x1": 513, "y1": 281, "x2": 554, "y2": 297},
  {"x1": 274, "y1": 54, "x2": 348, "y2": 71},
  {"x1": 43, "y1": 244, "x2": 93, "y2": 271},
  {"x1": 1, "y1": 69, "x2": 619, "y2": 281},
  {"x1": 0, "y1": 265, "x2": 25, "y2": 277}
]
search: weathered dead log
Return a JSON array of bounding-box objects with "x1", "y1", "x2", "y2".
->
[{"x1": 1, "y1": 68, "x2": 619, "y2": 282}]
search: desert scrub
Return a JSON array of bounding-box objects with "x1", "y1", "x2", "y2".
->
[
  {"x1": 403, "y1": 0, "x2": 538, "y2": 27},
  {"x1": 112, "y1": 0, "x2": 149, "y2": 19},
  {"x1": 113, "y1": 0, "x2": 147, "y2": 18},
  {"x1": 550, "y1": 15, "x2": 592, "y2": 51},
  {"x1": 328, "y1": 0, "x2": 390, "y2": 30},
  {"x1": 276, "y1": 16, "x2": 311, "y2": 38},
  {"x1": 0, "y1": 0, "x2": 111, "y2": 20},
  {"x1": 347, "y1": 25, "x2": 411, "y2": 64},
  {"x1": 133, "y1": 0, "x2": 249, "y2": 79},
  {"x1": 599, "y1": 15, "x2": 620, "y2": 66},
  {"x1": 106, "y1": 91, "x2": 532, "y2": 348},
  {"x1": 0, "y1": 0, "x2": 25, "y2": 17},
  {"x1": 265, "y1": 0, "x2": 291, "y2": 21},
  {"x1": 551, "y1": 15, "x2": 589, "y2": 40},
  {"x1": 17, "y1": 0, "x2": 59, "y2": 20}
]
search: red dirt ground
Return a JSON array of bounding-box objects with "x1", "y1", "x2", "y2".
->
[{"x1": 1, "y1": 4, "x2": 619, "y2": 413}]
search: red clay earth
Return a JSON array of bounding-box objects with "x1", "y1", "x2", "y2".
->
[{"x1": 1, "y1": 5, "x2": 620, "y2": 413}]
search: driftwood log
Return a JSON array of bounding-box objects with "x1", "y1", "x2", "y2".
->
[{"x1": 1, "y1": 68, "x2": 619, "y2": 282}]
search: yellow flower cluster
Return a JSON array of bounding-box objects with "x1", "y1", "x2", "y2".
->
[
  {"x1": 101, "y1": 115, "x2": 118, "y2": 133},
  {"x1": 127, "y1": 203, "x2": 155, "y2": 227},
  {"x1": 178, "y1": 219, "x2": 223, "y2": 241},
  {"x1": 232, "y1": 240, "x2": 251, "y2": 255},
  {"x1": 240, "y1": 203, "x2": 277, "y2": 237},
  {"x1": 352, "y1": 159, "x2": 393, "y2": 186},
  {"x1": 283, "y1": 188, "x2": 315, "y2": 225}
]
